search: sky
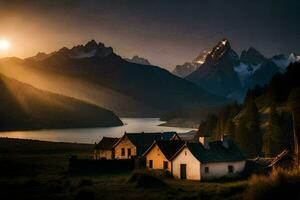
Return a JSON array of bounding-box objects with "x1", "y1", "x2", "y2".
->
[{"x1": 0, "y1": 0, "x2": 299, "y2": 70}]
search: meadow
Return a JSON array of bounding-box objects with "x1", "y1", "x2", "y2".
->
[{"x1": 0, "y1": 138, "x2": 298, "y2": 200}]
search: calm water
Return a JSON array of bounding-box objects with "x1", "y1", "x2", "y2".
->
[{"x1": 0, "y1": 118, "x2": 195, "y2": 144}]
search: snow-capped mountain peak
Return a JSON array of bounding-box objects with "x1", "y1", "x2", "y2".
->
[
  {"x1": 193, "y1": 50, "x2": 210, "y2": 65},
  {"x1": 289, "y1": 53, "x2": 300, "y2": 63},
  {"x1": 207, "y1": 39, "x2": 231, "y2": 62},
  {"x1": 183, "y1": 39, "x2": 299, "y2": 101}
]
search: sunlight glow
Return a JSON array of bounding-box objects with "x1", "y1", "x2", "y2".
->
[{"x1": 0, "y1": 40, "x2": 10, "y2": 50}]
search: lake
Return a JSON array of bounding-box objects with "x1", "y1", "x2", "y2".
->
[{"x1": 0, "y1": 118, "x2": 196, "y2": 144}]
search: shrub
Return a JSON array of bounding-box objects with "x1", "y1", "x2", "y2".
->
[
  {"x1": 77, "y1": 178, "x2": 94, "y2": 188},
  {"x1": 128, "y1": 171, "x2": 168, "y2": 188},
  {"x1": 74, "y1": 187, "x2": 95, "y2": 200},
  {"x1": 244, "y1": 169, "x2": 300, "y2": 200},
  {"x1": 45, "y1": 182, "x2": 64, "y2": 193}
]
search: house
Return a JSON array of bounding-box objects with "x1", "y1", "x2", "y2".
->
[
  {"x1": 143, "y1": 140, "x2": 184, "y2": 172},
  {"x1": 113, "y1": 132, "x2": 179, "y2": 159},
  {"x1": 94, "y1": 137, "x2": 119, "y2": 160},
  {"x1": 171, "y1": 138, "x2": 246, "y2": 181}
]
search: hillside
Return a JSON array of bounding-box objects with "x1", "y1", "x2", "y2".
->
[
  {"x1": 0, "y1": 73, "x2": 123, "y2": 131},
  {"x1": 197, "y1": 62, "x2": 300, "y2": 157},
  {"x1": 160, "y1": 106, "x2": 222, "y2": 128},
  {"x1": 0, "y1": 40, "x2": 227, "y2": 117}
]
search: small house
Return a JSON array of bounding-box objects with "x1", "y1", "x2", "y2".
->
[
  {"x1": 171, "y1": 139, "x2": 246, "y2": 181},
  {"x1": 113, "y1": 132, "x2": 179, "y2": 159},
  {"x1": 94, "y1": 137, "x2": 119, "y2": 160},
  {"x1": 143, "y1": 140, "x2": 184, "y2": 172}
]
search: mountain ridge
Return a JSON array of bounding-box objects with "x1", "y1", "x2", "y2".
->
[
  {"x1": 0, "y1": 40, "x2": 228, "y2": 117},
  {"x1": 181, "y1": 39, "x2": 300, "y2": 100},
  {"x1": 0, "y1": 72, "x2": 123, "y2": 131}
]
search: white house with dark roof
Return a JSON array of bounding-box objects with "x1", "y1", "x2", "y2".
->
[{"x1": 171, "y1": 138, "x2": 246, "y2": 181}]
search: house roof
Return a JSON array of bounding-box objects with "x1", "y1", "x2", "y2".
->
[
  {"x1": 94, "y1": 137, "x2": 119, "y2": 150},
  {"x1": 197, "y1": 131, "x2": 211, "y2": 137},
  {"x1": 114, "y1": 132, "x2": 179, "y2": 156},
  {"x1": 143, "y1": 140, "x2": 185, "y2": 160},
  {"x1": 171, "y1": 140, "x2": 246, "y2": 163},
  {"x1": 268, "y1": 149, "x2": 290, "y2": 168},
  {"x1": 178, "y1": 130, "x2": 199, "y2": 142},
  {"x1": 123, "y1": 132, "x2": 178, "y2": 147}
]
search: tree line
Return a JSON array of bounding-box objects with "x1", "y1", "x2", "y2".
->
[{"x1": 197, "y1": 62, "x2": 300, "y2": 158}]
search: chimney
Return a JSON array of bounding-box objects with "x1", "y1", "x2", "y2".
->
[
  {"x1": 199, "y1": 136, "x2": 210, "y2": 149},
  {"x1": 221, "y1": 134, "x2": 229, "y2": 148}
]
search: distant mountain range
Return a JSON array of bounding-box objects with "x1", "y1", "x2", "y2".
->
[
  {"x1": 0, "y1": 40, "x2": 227, "y2": 117},
  {"x1": 124, "y1": 55, "x2": 151, "y2": 65},
  {"x1": 173, "y1": 51, "x2": 209, "y2": 78},
  {"x1": 0, "y1": 73, "x2": 122, "y2": 131},
  {"x1": 174, "y1": 39, "x2": 300, "y2": 100}
]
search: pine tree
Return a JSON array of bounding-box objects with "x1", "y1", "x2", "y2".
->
[
  {"x1": 224, "y1": 120, "x2": 236, "y2": 140},
  {"x1": 263, "y1": 106, "x2": 283, "y2": 156},
  {"x1": 236, "y1": 93, "x2": 262, "y2": 157}
]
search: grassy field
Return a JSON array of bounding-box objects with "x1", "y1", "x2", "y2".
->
[{"x1": 1, "y1": 137, "x2": 297, "y2": 200}]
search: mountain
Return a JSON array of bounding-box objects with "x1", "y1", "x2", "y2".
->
[
  {"x1": 186, "y1": 39, "x2": 242, "y2": 98},
  {"x1": 0, "y1": 73, "x2": 123, "y2": 131},
  {"x1": 124, "y1": 55, "x2": 151, "y2": 65},
  {"x1": 197, "y1": 62, "x2": 300, "y2": 157},
  {"x1": 0, "y1": 40, "x2": 227, "y2": 117},
  {"x1": 172, "y1": 51, "x2": 208, "y2": 78},
  {"x1": 240, "y1": 47, "x2": 266, "y2": 65},
  {"x1": 173, "y1": 62, "x2": 198, "y2": 78},
  {"x1": 185, "y1": 39, "x2": 300, "y2": 101}
]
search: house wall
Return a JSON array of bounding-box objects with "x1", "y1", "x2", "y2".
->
[
  {"x1": 200, "y1": 160, "x2": 246, "y2": 180},
  {"x1": 172, "y1": 147, "x2": 201, "y2": 180},
  {"x1": 94, "y1": 150, "x2": 113, "y2": 160},
  {"x1": 145, "y1": 145, "x2": 171, "y2": 171},
  {"x1": 114, "y1": 136, "x2": 136, "y2": 159}
]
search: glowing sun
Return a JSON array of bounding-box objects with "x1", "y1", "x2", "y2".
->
[{"x1": 0, "y1": 40, "x2": 10, "y2": 50}]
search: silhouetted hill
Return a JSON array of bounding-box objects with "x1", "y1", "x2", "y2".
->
[
  {"x1": 0, "y1": 40, "x2": 227, "y2": 117},
  {"x1": 0, "y1": 73, "x2": 123, "y2": 131}
]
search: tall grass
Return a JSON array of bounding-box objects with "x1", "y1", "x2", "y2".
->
[{"x1": 244, "y1": 168, "x2": 300, "y2": 200}]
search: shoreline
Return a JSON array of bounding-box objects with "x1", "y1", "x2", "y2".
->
[{"x1": 159, "y1": 118, "x2": 200, "y2": 129}]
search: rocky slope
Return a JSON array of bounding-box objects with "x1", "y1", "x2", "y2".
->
[{"x1": 184, "y1": 39, "x2": 300, "y2": 100}]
